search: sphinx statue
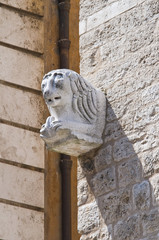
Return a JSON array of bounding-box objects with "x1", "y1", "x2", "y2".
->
[{"x1": 40, "y1": 69, "x2": 106, "y2": 156}]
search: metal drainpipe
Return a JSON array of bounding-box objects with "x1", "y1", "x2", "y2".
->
[{"x1": 58, "y1": 1, "x2": 72, "y2": 240}]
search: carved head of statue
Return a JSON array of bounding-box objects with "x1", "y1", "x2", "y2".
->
[{"x1": 40, "y1": 69, "x2": 106, "y2": 156}]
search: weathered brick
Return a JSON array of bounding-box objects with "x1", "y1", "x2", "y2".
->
[
  {"x1": 0, "y1": 7, "x2": 44, "y2": 53},
  {"x1": 118, "y1": 158, "x2": 141, "y2": 188},
  {"x1": 78, "y1": 202, "x2": 100, "y2": 234},
  {"x1": 104, "y1": 121, "x2": 124, "y2": 142},
  {"x1": 0, "y1": 203, "x2": 44, "y2": 240},
  {"x1": 0, "y1": 163, "x2": 44, "y2": 207},
  {"x1": 91, "y1": 166, "x2": 116, "y2": 197},
  {"x1": 133, "y1": 181, "x2": 150, "y2": 211},
  {"x1": 150, "y1": 174, "x2": 159, "y2": 206},
  {"x1": 0, "y1": 46, "x2": 44, "y2": 90},
  {"x1": 114, "y1": 214, "x2": 140, "y2": 240},
  {"x1": 94, "y1": 145, "x2": 113, "y2": 172},
  {"x1": 98, "y1": 188, "x2": 132, "y2": 224},
  {"x1": 142, "y1": 208, "x2": 159, "y2": 236},
  {"x1": 0, "y1": 123, "x2": 44, "y2": 168}
]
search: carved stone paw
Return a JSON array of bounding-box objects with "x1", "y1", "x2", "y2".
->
[{"x1": 40, "y1": 116, "x2": 62, "y2": 139}]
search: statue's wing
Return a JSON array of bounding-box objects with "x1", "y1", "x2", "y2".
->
[{"x1": 70, "y1": 73, "x2": 97, "y2": 123}]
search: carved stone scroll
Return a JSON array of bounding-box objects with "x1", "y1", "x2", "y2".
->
[{"x1": 40, "y1": 69, "x2": 106, "y2": 156}]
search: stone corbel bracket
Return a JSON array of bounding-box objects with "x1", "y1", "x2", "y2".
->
[{"x1": 40, "y1": 69, "x2": 106, "y2": 157}]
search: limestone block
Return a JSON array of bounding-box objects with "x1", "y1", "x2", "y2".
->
[
  {"x1": 0, "y1": 203, "x2": 44, "y2": 240},
  {"x1": 0, "y1": 163, "x2": 44, "y2": 207},
  {"x1": 91, "y1": 166, "x2": 116, "y2": 197},
  {"x1": 118, "y1": 158, "x2": 141, "y2": 188},
  {"x1": 78, "y1": 178, "x2": 89, "y2": 206},
  {"x1": 94, "y1": 145, "x2": 113, "y2": 172},
  {"x1": 150, "y1": 174, "x2": 159, "y2": 206},
  {"x1": 140, "y1": 149, "x2": 159, "y2": 177},
  {"x1": 140, "y1": 233, "x2": 159, "y2": 240},
  {"x1": 87, "y1": 0, "x2": 145, "y2": 31},
  {"x1": 78, "y1": 201, "x2": 100, "y2": 234},
  {"x1": 0, "y1": 0, "x2": 44, "y2": 16},
  {"x1": 0, "y1": 124, "x2": 44, "y2": 168},
  {"x1": 114, "y1": 214, "x2": 140, "y2": 240},
  {"x1": 132, "y1": 181, "x2": 150, "y2": 211},
  {"x1": 40, "y1": 69, "x2": 106, "y2": 156},
  {"x1": 142, "y1": 208, "x2": 159, "y2": 236},
  {"x1": 80, "y1": 225, "x2": 112, "y2": 240},
  {"x1": 113, "y1": 137, "x2": 135, "y2": 162},
  {"x1": 0, "y1": 45, "x2": 44, "y2": 90},
  {"x1": 98, "y1": 188, "x2": 132, "y2": 224},
  {"x1": 0, "y1": 84, "x2": 46, "y2": 129},
  {"x1": 0, "y1": 7, "x2": 44, "y2": 53}
]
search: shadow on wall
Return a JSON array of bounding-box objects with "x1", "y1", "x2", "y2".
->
[{"x1": 78, "y1": 100, "x2": 159, "y2": 240}]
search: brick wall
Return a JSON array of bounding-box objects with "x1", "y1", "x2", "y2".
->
[
  {"x1": 0, "y1": 1, "x2": 45, "y2": 239},
  {"x1": 78, "y1": 0, "x2": 159, "y2": 239}
]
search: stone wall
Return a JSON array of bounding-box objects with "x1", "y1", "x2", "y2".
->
[
  {"x1": 78, "y1": 0, "x2": 159, "y2": 239},
  {"x1": 0, "y1": 1, "x2": 45, "y2": 239}
]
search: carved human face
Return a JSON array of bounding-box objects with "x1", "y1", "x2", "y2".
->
[{"x1": 41, "y1": 71, "x2": 72, "y2": 108}]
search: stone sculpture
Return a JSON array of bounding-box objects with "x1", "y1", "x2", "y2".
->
[{"x1": 40, "y1": 69, "x2": 106, "y2": 156}]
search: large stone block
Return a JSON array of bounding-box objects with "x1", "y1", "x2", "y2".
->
[
  {"x1": 91, "y1": 166, "x2": 116, "y2": 197},
  {"x1": 113, "y1": 137, "x2": 135, "y2": 162},
  {"x1": 0, "y1": 7, "x2": 44, "y2": 53},
  {"x1": 114, "y1": 214, "x2": 140, "y2": 240},
  {"x1": 0, "y1": 203, "x2": 44, "y2": 240},
  {"x1": 87, "y1": 0, "x2": 145, "y2": 31},
  {"x1": 0, "y1": 163, "x2": 44, "y2": 207},
  {"x1": 132, "y1": 181, "x2": 150, "y2": 211},
  {"x1": 80, "y1": 225, "x2": 112, "y2": 240},
  {"x1": 94, "y1": 145, "x2": 113, "y2": 172},
  {"x1": 0, "y1": 124, "x2": 44, "y2": 168},
  {"x1": 118, "y1": 158, "x2": 141, "y2": 188},
  {"x1": 0, "y1": 0, "x2": 44, "y2": 16},
  {"x1": 142, "y1": 208, "x2": 159, "y2": 236},
  {"x1": 0, "y1": 46, "x2": 44, "y2": 90},
  {"x1": 98, "y1": 188, "x2": 132, "y2": 224},
  {"x1": 150, "y1": 174, "x2": 159, "y2": 206},
  {"x1": 78, "y1": 201, "x2": 100, "y2": 234},
  {"x1": 78, "y1": 178, "x2": 89, "y2": 206},
  {"x1": 0, "y1": 84, "x2": 46, "y2": 129}
]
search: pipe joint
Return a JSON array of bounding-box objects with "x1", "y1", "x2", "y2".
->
[
  {"x1": 58, "y1": 39, "x2": 71, "y2": 49},
  {"x1": 58, "y1": 1, "x2": 70, "y2": 11}
]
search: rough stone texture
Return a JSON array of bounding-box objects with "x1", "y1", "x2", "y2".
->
[
  {"x1": 78, "y1": 201, "x2": 100, "y2": 234},
  {"x1": 118, "y1": 158, "x2": 141, "y2": 188},
  {"x1": 150, "y1": 174, "x2": 159, "y2": 206},
  {"x1": 114, "y1": 214, "x2": 140, "y2": 240},
  {"x1": 0, "y1": 7, "x2": 44, "y2": 53},
  {"x1": 91, "y1": 166, "x2": 116, "y2": 197},
  {"x1": 0, "y1": 163, "x2": 44, "y2": 207},
  {"x1": 78, "y1": 178, "x2": 89, "y2": 206},
  {"x1": 98, "y1": 188, "x2": 132, "y2": 224},
  {"x1": 0, "y1": 203, "x2": 44, "y2": 240},
  {"x1": 133, "y1": 181, "x2": 150, "y2": 211},
  {"x1": 0, "y1": 45, "x2": 44, "y2": 90},
  {"x1": 142, "y1": 208, "x2": 159, "y2": 236},
  {"x1": 94, "y1": 145, "x2": 113, "y2": 172},
  {"x1": 78, "y1": 0, "x2": 159, "y2": 239},
  {"x1": 80, "y1": 225, "x2": 112, "y2": 240}
]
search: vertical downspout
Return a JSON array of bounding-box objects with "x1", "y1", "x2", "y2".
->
[{"x1": 58, "y1": 1, "x2": 72, "y2": 240}]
